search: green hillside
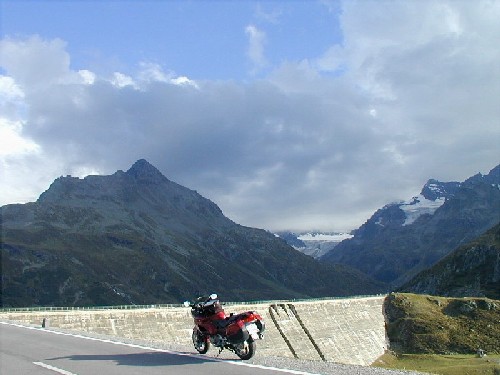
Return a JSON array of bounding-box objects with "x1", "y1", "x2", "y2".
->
[
  {"x1": 400, "y1": 223, "x2": 500, "y2": 299},
  {"x1": 384, "y1": 293, "x2": 500, "y2": 355}
]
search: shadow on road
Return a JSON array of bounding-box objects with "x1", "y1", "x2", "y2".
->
[{"x1": 48, "y1": 351, "x2": 216, "y2": 367}]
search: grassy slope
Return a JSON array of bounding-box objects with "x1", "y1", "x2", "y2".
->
[
  {"x1": 373, "y1": 293, "x2": 500, "y2": 375},
  {"x1": 374, "y1": 352, "x2": 500, "y2": 375}
]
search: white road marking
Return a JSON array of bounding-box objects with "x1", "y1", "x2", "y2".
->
[
  {"x1": 224, "y1": 361, "x2": 324, "y2": 375},
  {"x1": 2, "y1": 321, "x2": 322, "y2": 375},
  {"x1": 33, "y1": 362, "x2": 78, "y2": 375}
]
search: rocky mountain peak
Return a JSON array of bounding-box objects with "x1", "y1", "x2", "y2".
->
[
  {"x1": 420, "y1": 179, "x2": 461, "y2": 201},
  {"x1": 463, "y1": 164, "x2": 500, "y2": 188},
  {"x1": 37, "y1": 175, "x2": 82, "y2": 203},
  {"x1": 30, "y1": 159, "x2": 230, "y2": 237},
  {"x1": 126, "y1": 159, "x2": 168, "y2": 184}
]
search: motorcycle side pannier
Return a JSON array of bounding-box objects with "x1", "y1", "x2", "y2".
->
[{"x1": 226, "y1": 320, "x2": 249, "y2": 343}]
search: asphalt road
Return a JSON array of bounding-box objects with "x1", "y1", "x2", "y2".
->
[{"x1": 0, "y1": 322, "x2": 317, "y2": 375}]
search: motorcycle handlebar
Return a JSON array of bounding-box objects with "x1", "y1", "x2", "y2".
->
[{"x1": 183, "y1": 293, "x2": 219, "y2": 308}]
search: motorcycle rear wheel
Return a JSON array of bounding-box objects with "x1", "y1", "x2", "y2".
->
[
  {"x1": 234, "y1": 338, "x2": 256, "y2": 360},
  {"x1": 192, "y1": 330, "x2": 210, "y2": 354}
]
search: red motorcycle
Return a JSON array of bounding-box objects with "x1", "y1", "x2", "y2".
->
[{"x1": 183, "y1": 294, "x2": 265, "y2": 360}]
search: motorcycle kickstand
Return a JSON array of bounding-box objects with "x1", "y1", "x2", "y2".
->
[{"x1": 216, "y1": 347, "x2": 223, "y2": 357}]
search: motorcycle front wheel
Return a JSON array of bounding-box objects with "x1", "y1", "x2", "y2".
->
[
  {"x1": 192, "y1": 330, "x2": 210, "y2": 354},
  {"x1": 234, "y1": 338, "x2": 256, "y2": 360}
]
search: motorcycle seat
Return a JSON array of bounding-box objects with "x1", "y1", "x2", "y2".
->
[{"x1": 214, "y1": 314, "x2": 239, "y2": 329}]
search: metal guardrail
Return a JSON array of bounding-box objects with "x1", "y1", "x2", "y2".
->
[{"x1": 0, "y1": 294, "x2": 387, "y2": 313}]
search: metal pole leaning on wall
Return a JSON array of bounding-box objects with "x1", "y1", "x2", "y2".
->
[
  {"x1": 287, "y1": 304, "x2": 326, "y2": 362},
  {"x1": 268, "y1": 304, "x2": 298, "y2": 359}
]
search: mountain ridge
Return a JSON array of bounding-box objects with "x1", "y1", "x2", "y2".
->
[
  {"x1": 320, "y1": 164, "x2": 500, "y2": 287},
  {"x1": 1, "y1": 159, "x2": 386, "y2": 307},
  {"x1": 399, "y1": 223, "x2": 500, "y2": 299}
]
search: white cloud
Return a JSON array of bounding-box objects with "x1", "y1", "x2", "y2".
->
[
  {"x1": 78, "y1": 70, "x2": 96, "y2": 85},
  {"x1": 0, "y1": 75, "x2": 24, "y2": 100},
  {"x1": 0, "y1": 35, "x2": 81, "y2": 90},
  {"x1": 0, "y1": 119, "x2": 39, "y2": 156},
  {"x1": 137, "y1": 62, "x2": 170, "y2": 83},
  {"x1": 245, "y1": 24, "x2": 268, "y2": 73},
  {"x1": 0, "y1": 75, "x2": 26, "y2": 121},
  {"x1": 1, "y1": 1, "x2": 499, "y2": 232},
  {"x1": 111, "y1": 72, "x2": 136, "y2": 88}
]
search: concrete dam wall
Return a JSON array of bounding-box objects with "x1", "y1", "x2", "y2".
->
[{"x1": 0, "y1": 295, "x2": 388, "y2": 366}]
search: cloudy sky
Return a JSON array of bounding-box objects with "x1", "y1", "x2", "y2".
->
[{"x1": 1, "y1": 1, "x2": 499, "y2": 232}]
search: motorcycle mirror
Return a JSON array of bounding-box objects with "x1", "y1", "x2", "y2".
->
[
  {"x1": 183, "y1": 301, "x2": 190, "y2": 307},
  {"x1": 209, "y1": 293, "x2": 218, "y2": 300}
]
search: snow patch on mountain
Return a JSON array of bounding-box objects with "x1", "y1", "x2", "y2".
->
[
  {"x1": 277, "y1": 231, "x2": 353, "y2": 259},
  {"x1": 297, "y1": 232, "x2": 353, "y2": 242},
  {"x1": 399, "y1": 195, "x2": 446, "y2": 226}
]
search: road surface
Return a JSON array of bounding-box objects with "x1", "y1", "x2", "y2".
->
[{"x1": 0, "y1": 322, "x2": 316, "y2": 375}]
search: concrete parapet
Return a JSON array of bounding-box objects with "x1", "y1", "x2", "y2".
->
[
  {"x1": 0, "y1": 295, "x2": 388, "y2": 366},
  {"x1": 291, "y1": 297, "x2": 388, "y2": 365}
]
